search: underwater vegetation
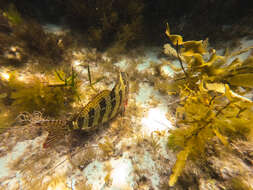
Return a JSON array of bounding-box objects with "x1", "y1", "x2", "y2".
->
[
  {"x1": 0, "y1": 9, "x2": 23, "y2": 66},
  {"x1": 1, "y1": 0, "x2": 253, "y2": 54},
  {"x1": 2, "y1": 4, "x2": 22, "y2": 25},
  {"x1": 13, "y1": 20, "x2": 64, "y2": 65},
  {"x1": 0, "y1": 4, "x2": 78, "y2": 134},
  {"x1": 99, "y1": 137, "x2": 115, "y2": 157},
  {"x1": 164, "y1": 25, "x2": 253, "y2": 187},
  {"x1": 0, "y1": 4, "x2": 74, "y2": 67},
  {"x1": 0, "y1": 2, "x2": 253, "y2": 188},
  {"x1": 0, "y1": 69, "x2": 80, "y2": 133},
  {"x1": 56, "y1": 0, "x2": 144, "y2": 52},
  {"x1": 1, "y1": 1, "x2": 144, "y2": 52},
  {"x1": 10, "y1": 70, "x2": 79, "y2": 116}
]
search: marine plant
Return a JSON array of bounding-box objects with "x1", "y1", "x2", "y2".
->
[
  {"x1": 0, "y1": 104, "x2": 14, "y2": 133},
  {"x1": 0, "y1": 9, "x2": 25, "y2": 66},
  {"x1": 69, "y1": 146, "x2": 98, "y2": 170},
  {"x1": 13, "y1": 20, "x2": 65, "y2": 66},
  {"x1": 229, "y1": 177, "x2": 252, "y2": 190},
  {"x1": 98, "y1": 137, "x2": 115, "y2": 157},
  {"x1": 103, "y1": 162, "x2": 113, "y2": 186},
  {"x1": 2, "y1": 70, "x2": 80, "y2": 118},
  {"x1": 150, "y1": 132, "x2": 160, "y2": 152},
  {"x1": 1, "y1": 4, "x2": 73, "y2": 68},
  {"x1": 3, "y1": 3, "x2": 22, "y2": 25},
  {"x1": 86, "y1": 64, "x2": 105, "y2": 92},
  {"x1": 50, "y1": 67, "x2": 79, "y2": 89},
  {"x1": 63, "y1": 0, "x2": 144, "y2": 51},
  {"x1": 164, "y1": 25, "x2": 253, "y2": 187}
]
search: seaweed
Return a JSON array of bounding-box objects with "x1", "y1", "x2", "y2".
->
[
  {"x1": 74, "y1": 181, "x2": 93, "y2": 190},
  {"x1": 164, "y1": 26, "x2": 253, "y2": 187},
  {"x1": 103, "y1": 162, "x2": 113, "y2": 186},
  {"x1": 50, "y1": 67, "x2": 79, "y2": 89},
  {"x1": 0, "y1": 105, "x2": 14, "y2": 134},
  {"x1": 149, "y1": 132, "x2": 160, "y2": 152},
  {"x1": 13, "y1": 20, "x2": 65, "y2": 66},
  {"x1": 69, "y1": 147, "x2": 98, "y2": 170},
  {"x1": 63, "y1": 0, "x2": 144, "y2": 51},
  {"x1": 98, "y1": 136, "x2": 115, "y2": 157},
  {"x1": 0, "y1": 10, "x2": 25, "y2": 66},
  {"x1": 1, "y1": 70, "x2": 80, "y2": 118},
  {"x1": 229, "y1": 177, "x2": 252, "y2": 190},
  {"x1": 3, "y1": 4, "x2": 23, "y2": 25},
  {"x1": 0, "y1": 11, "x2": 12, "y2": 33},
  {"x1": 0, "y1": 4, "x2": 74, "y2": 68},
  {"x1": 21, "y1": 174, "x2": 70, "y2": 190}
]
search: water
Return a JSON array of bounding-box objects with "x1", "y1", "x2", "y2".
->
[{"x1": 0, "y1": 2, "x2": 253, "y2": 190}]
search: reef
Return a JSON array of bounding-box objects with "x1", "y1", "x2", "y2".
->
[{"x1": 0, "y1": 2, "x2": 253, "y2": 190}]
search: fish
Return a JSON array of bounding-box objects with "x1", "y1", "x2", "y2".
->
[{"x1": 42, "y1": 72, "x2": 129, "y2": 148}]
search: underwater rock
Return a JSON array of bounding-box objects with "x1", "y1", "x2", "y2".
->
[
  {"x1": 174, "y1": 140, "x2": 253, "y2": 189},
  {"x1": 198, "y1": 178, "x2": 220, "y2": 190}
]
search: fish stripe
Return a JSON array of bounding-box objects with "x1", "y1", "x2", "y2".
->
[
  {"x1": 109, "y1": 89, "x2": 116, "y2": 119},
  {"x1": 72, "y1": 72, "x2": 128, "y2": 130},
  {"x1": 93, "y1": 102, "x2": 101, "y2": 127},
  {"x1": 110, "y1": 84, "x2": 121, "y2": 119},
  {"x1": 117, "y1": 89, "x2": 123, "y2": 113},
  {"x1": 35, "y1": 119, "x2": 66, "y2": 127},
  {"x1": 77, "y1": 117, "x2": 84, "y2": 129},
  {"x1": 41, "y1": 72, "x2": 129, "y2": 148},
  {"x1": 79, "y1": 90, "x2": 111, "y2": 129},
  {"x1": 120, "y1": 72, "x2": 129, "y2": 114},
  {"x1": 88, "y1": 108, "x2": 95, "y2": 127},
  {"x1": 102, "y1": 91, "x2": 112, "y2": 123},
  {"x1": 98, "y1": 98, "x2": 107, "y2": 123}
]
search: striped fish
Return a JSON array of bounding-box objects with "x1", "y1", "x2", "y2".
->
[{"x1": 43, "y1": 72, "x2": 129, "y2": 148}]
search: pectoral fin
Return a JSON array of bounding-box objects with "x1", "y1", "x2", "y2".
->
[{"x1": 43, "y1": 125, "x2": 67, "y2": 148}]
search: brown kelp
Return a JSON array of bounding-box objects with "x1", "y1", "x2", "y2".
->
[{"x1": 164, "y1": 25, "x2": 253, "y2": 187}]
